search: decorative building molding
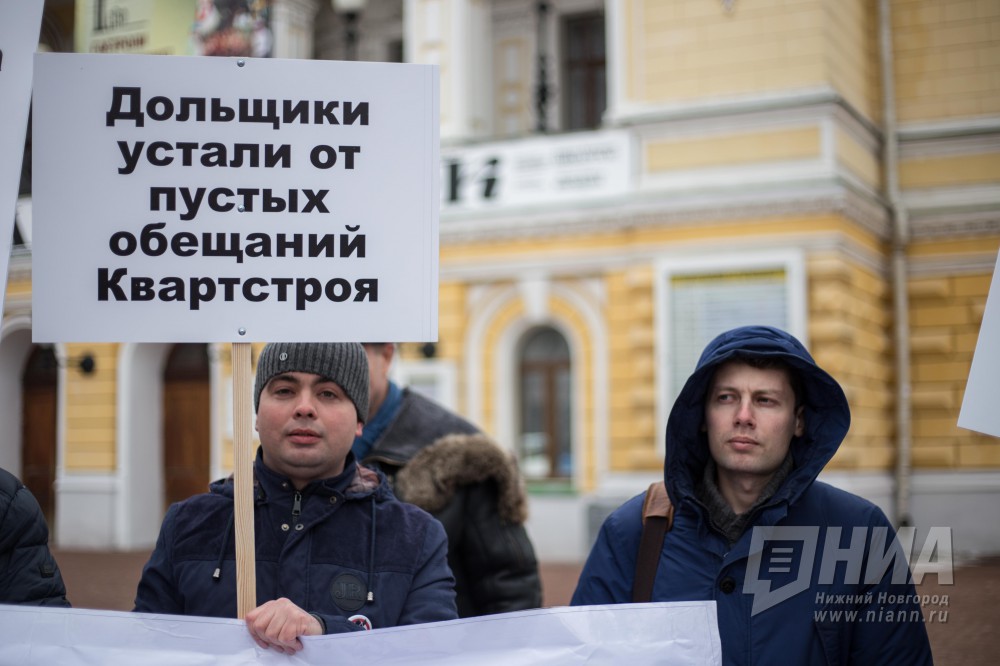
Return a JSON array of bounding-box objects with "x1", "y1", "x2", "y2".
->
[
  {"x1": 463, "y1": 277, "x2": 609, "y2": 492},
  {"x1": 909, "y1": 212, "x2": 1000, "y2": 240},
  {"x1": 898, "y1": 117, "x2": 1000, "y2": 142},
  {"x1": 899, "y1": 132, "x2": 1000, "y2": 159},
  {"x1": 441, "y1": 92, "x2": 889, "y2": 244},
  {"x1": 518, "y1": 273, "x2": 551, "y2": 322},
  {"x1": 577, "y1": 277, "x2": 606, "y2": 307},
  {"x1": 491, "y1": 0, "x2": 532, "y2": 29},
  {"x1": 908, "y1": 251, "x2": 1000, "y2": 277},
  {"x1": 627, "y1": 94, "x2": 878, "y2": 144},
  {"x1": 442, "y1": 184, "x2": 889, "y2": 245},
  {"x1": 903, "y1": 184, "x2": 1000, "y2": 240},
  {"x1": 442, "y1": 228, "x2": 889, "y2": 286},
  {"x1": 606, "y1": 87, "x2": 879, "y2": 140}
]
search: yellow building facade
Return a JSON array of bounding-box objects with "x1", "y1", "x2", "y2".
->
[{"x1": 3, "y1": 0, "x2": 998, "y2": 559}]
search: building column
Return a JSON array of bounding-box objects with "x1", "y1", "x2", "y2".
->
[
  {"x1": 272, "y1": 0, "x2": 322, "y2": 59},
  {"x1": 405, "y1": 0, "x2": 492, "y2": 142}
]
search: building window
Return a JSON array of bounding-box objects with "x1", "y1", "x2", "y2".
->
[
  {"x1": 656, "y1": 252, "x2": 806, "y2": 436},
  {"x1": 670, "y1": 269, "x2": 789, "y2": 393},
  {"x1": 518, "y1": 326, "x2": 572, "y2": 479},
  {"x1": 393, "y1": 357, "x2": 458, "y2": 412},
  {"x1": 562, "y1": 12, "x2": 605, "y2": 131}
]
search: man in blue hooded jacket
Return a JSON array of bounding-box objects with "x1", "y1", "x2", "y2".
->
[
  {"x1": 134, "y1": 342, "x2": 457, "y2": 654},
  {"x1": 572, "y1": 326, "x2": 933, "y2": 665}
]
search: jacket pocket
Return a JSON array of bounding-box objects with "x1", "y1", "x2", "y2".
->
[{"x1": 814, "y1": 601, "x2": 852, "y2": 666}]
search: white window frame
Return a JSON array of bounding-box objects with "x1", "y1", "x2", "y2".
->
[
  {"x1": 393, "y1": 358, "x2": 458, "y2": 411},
  {"x1": 653, "y1": 249, "x2": 807, "y2": 453}
]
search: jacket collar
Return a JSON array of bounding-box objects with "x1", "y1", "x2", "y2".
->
[
  {"x1": 209, "y1": 448, "x2": 387, "y2": 501},
  {"x1": 352, "y1": 381, "x2": 403, "y2": 460}
]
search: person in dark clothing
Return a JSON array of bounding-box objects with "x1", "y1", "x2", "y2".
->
[
  {"x1": 572, "y1": 326, "x2": 933, "y2": 665},
  {"x1": 354, "y1": 342, "x2": 542, "y2": 618},
  {"x1": 134, "y1": 342, "x2": 457, "y2": 654},
  {"x1": 0, "y1": 466, "x2": 70, "y2": 607}
]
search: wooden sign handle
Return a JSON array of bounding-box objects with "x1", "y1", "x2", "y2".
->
[{"x1": 232, "y1": 342, "x2": 256, "y2": 618}]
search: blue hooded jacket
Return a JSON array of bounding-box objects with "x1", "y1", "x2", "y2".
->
[
  {"x1": 572, "y1": 326, "x2": 933, "y2": 665},
  {"x1": 134, "y1": 450, "x2": 457, "y2": 633}
]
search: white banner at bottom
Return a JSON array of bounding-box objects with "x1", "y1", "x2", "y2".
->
[{"x1": 0, "y1": 602, "x2": 720, "y2": 665}]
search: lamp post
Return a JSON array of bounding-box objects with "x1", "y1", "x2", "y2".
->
[
  {"x1": 332, "y1": 0, "x2": 368, "y2": 61},
  {"x1": 535, "y1": 1, "x2": 551, "y2": 133}
]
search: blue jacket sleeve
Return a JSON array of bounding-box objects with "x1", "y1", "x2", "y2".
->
[{"x1": 571, "y1": 495, "x2": 644, "y2": 606}]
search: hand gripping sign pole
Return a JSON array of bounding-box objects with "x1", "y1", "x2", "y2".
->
[{"x1": 232, "y1": 342, "x2": 256, "y2": 617}]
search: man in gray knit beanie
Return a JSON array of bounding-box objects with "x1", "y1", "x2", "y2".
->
[
  {"x1": 254, "y1": 342, "x2": 369, "y2": 421},
  {"x1": 135, "y1": 339, "x2": 458, "y2": 650}
]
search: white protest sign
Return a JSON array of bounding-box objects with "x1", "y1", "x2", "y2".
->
[
  {"x1": 0, "y1": 602, "x2": 723, "y2": 665},
  {"x1": 0, "y1": 0, "x2": 44, "y2": 315},
  {"x1": 959, "y1": 249, "x2": 1000, "y2": 438},
  {"x1": 31, "y1": 53, "x2": 439, "y2": 343}
]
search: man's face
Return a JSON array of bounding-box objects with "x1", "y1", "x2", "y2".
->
[
  {"x1": 703, "y1": 361, "x2": 804, "y2": 484},
  {"x1": 255, "y1": 372, "x2": 362, "y2": 488},
  {"x1": 363, "y1": 343, "x2": 394, "y2": 417}
]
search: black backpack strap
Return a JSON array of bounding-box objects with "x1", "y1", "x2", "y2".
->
[{"x1": 632, "y1": 481, "x2": 674, "y2": 603}]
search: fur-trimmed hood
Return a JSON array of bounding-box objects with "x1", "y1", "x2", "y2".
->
[{"x1": 394, "y1": 433, "x2": 529, "y2": 525}]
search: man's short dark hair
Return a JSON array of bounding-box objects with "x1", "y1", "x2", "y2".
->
[{"x1": 719, "y1": 353, "x2": 805, "y2": 408}]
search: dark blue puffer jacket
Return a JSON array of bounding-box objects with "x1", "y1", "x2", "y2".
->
[
  {"x1": 573, "y1": 326, "x2": 933, "y2": 665},
  {"x1": 134, "y1": 450, "x2": 457, "y2": 632},
  {"x1": 0, "y1": 467, "x2": 70, "y2": 607}
]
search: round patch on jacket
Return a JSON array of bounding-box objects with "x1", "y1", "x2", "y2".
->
[
  {"x1": 348, "y1": 614, "x2": 373, "y2": 630},
  {"x1": 331, "y1": 573, "x2": 368, "y2": 612}
]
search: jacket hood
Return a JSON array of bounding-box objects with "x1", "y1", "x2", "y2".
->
[
  {"x1": 664, "y1": 325, "x2": 850, "y2": 507},
  {"x1": 394, "y1": 433, "x2": 529, "y2": 524}
]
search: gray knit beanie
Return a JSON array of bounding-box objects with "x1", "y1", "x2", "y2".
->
[{"x1": 253, "y1": 342, "x2": 369, "y2": 422}]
